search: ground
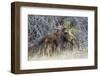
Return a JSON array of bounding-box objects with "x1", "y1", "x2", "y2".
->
[{"x1": 28, "y1": 48, "x2": 88, "y2": 61}]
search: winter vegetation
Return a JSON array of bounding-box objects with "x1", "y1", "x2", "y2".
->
[{"x1": 28, "y1": 15, "x2": 88, "y2": 60}]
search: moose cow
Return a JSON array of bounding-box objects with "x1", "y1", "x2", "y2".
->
[{"x1": 38, "y1": 25, "x2": 79, "y2": 56}]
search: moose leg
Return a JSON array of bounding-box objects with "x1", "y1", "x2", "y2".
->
[
  {"x1": 44, "y1": 44, "x2": 51, "y2": 56},
  {"x1": 72, "y1": 39, "x2": 79, "y2": 51},
  {"x1": 69, "y1": 40, "x2": 74, "y2": 51},
  {"x1": 46, "y1": 45, "x2": 50, "y2": 56}
]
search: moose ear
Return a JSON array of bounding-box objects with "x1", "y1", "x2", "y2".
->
[
  {"x1": 64, "y1": 32, "x2": 68, "y2": 35},
  {"x1": 62, "y1": 27, "x2": 66, "y2": 31}
]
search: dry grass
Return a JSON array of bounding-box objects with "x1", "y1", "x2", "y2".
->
[{"x1": 28, "y1": 48, "x2": 88, "y2": 61}]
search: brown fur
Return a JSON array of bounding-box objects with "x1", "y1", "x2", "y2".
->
[
  {"x1": 38, "y1": 27, "x2": 79, "y2": 56},
  {"x1": 39, "y1": 32, "x2": 59, "y2": 56}
]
